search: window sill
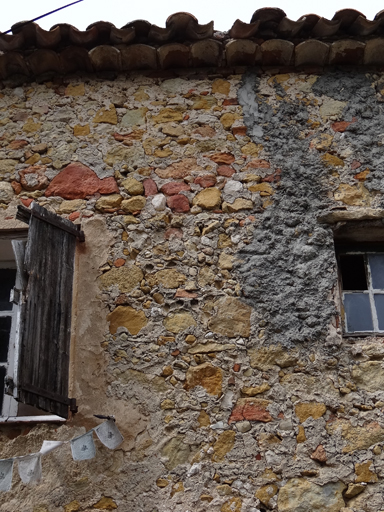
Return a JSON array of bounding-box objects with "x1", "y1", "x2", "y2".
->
[
  {"x1": 343, "y1": 332, "x2": 384, "y2": 338},
  {"x1": 0, "y1": 415, "x2": 66, "y2": 423}
]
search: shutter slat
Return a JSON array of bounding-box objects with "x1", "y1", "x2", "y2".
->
[{"x1": 16, "y1": 204, "x2": 78, "y2": 418}]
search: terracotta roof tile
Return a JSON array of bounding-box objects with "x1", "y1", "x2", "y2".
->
[{"x1": 3, "y1": 9, "x2": 384, "y2": 79}]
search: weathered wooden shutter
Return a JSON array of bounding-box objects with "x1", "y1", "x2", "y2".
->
[{"x1": 16, "y1": 203, "x2": 84, "y2": 418}]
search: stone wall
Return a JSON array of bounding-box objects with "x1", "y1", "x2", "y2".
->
[{"x1": 0, "y1": 70, "x2": 383, "y2": 512}]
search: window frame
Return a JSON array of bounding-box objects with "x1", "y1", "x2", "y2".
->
[
  {"x1": 0, "y1": 230, "x2": 66, "y2": 423},
  {"x1": 336, "y1": 243, "x2": 384, "y2": 336}
]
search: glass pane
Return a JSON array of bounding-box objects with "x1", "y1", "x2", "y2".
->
[
  {"x1": 369, "y1": 254, "x2": 384, "y2": 289},
  {"x1": 339, "y1": 255, "x2": 367, "y2": 290},
  {"x1": 374, "y1": 294, "x2": 384, "y2": 330},
  {"x1": 0, "y1": 366, "x2": 5, "y2": 414},
  {"x1": 344, "y1": 293, "x2": 373, "y2": 332},
  {"x1": 0, "y1": 317, "x2": 11, "y2": 362},
  {"x1": 0, "y1": 269, "x2": 16, "y2": 311}
]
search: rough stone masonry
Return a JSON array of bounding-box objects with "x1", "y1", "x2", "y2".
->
[{"x1": 0, "y1": 69, "x2": 383, "y2": 512}]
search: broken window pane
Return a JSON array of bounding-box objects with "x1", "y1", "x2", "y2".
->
[
  {"x1": 374, "y1": 294, "x2": 384, "y2": 330},
  {"x1": 0, "y1": 317, "x2": 11, "y2": 362},
  {"x1": 339, "y1": 254, "x2": 367, "y2": 290},
  {"x1": 369, "y1": 254, "x2": 384, "y2": 289},
  {"x1": 0, "y1": 270, "x2": 16, "y2": 311},
  {"x1": 344, "y1": 293, "x2": 373, "y2": 332}
]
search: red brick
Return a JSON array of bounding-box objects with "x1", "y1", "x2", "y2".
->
[
  {"x1": 192, "y1": 126, "x2": 216, "y2": 138},
  {"x1": 161, "y1": 182, "x2": 191, "y2": 196},
  {"x1": 232, "y1": 126, "x2": 247, "y2": 136},
  {"x1": 331, "y1": 118, "x2": 357, "y2": 132},
  {"x1": 217, "y1": 166, "x2": 235, "y2": 177},
  {"x1": 223, "y1": 98, "x2": 238, "y2": 106},
  {"x1": 20, "y1": 198, "x2": 33, "y2": 207},
  {"x1": 19, "y1": 165, "x2": 49, "y2": 191},
  {"x1": 229, "y1": 401, "x2": 272, "y2": 423},
  {"x1": 69, "y1": 211, "x2": 80, "y2": 221},
  {"x1": 174, "y1": 289, "x2": 198, "y2": 298},
  {"x1": 209, "y1": 152, "x2": 235, "y2": 165},
  {"x1": 45, "y1": 162, "x2": 119, "y2": 199},
  {"x1": 166, "y1": 194, "x2": 190, "y2": 213},
  {"x1": 256, "y1": 453, "x2": 262, "y2": 460},
  {"x1": 233, "y1": 363, "x2": 241, "y2": 372},
  {"x1": 11, "y1": 181, "x2": 22, "y2": 194},
  {"x1": 262, "y1": 169, "x2": 281, "y2": 183},
  {"x1": 351, "y1": 160, "x2": 361, "y2": 170},
  {"x1": 311, "y1": 445, "x2": 327, "y2": 462},
  {"x1": 171, "y1": 350, "x2": 180, "y2": 357},
  {"x1": 143, "y1": 178, "x2": 158, "y2": 196},
  {"x1": 194, "y1": 175, "x2": 217, "y2": 188},
  {"x1": 114, "y1": 258, "x2": 126, "y2": 267},
  {"x1": 7, "y1": 140, "x2": 28, "y2": 150},
  {"x1": 165, "y1": 228, "x2": 183, "y2": 240},
  {"x1": 244, "y1": 159, "x2": 270, "y2": 170}
]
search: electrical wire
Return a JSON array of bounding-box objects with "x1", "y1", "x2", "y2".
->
[{"x1": 3, "y1": 0, "x2": 84, "y2": 34}]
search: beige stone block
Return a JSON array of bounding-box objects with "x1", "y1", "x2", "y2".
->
[
  {"x1": 122, "y1": 177, "x2": 144, "y2": 196},
  {"x1": 65, "y1": 83, "x2": 85, "y2": 96},
  {"x1": 351, "y1": 361, "x2": 384, "y2": 392},
  {"x1": 107, "y1": 305, "x2": 147, "y2": 335},
  {"x1": 152, "y1": 108, "x2": 183, "y2": 123},
  {"x1": 241, "y1": 383, "x2": 270, "y2": 396},
  {"x1": 295, "y1": 402, "x2": 326, "y2": 423},
  {"x1": 334, "y1": 183, "x2": 372, "y2": 206},
  {"x1": 212, "y1": 431, "x2": 236, "y2": 461},
  {"x1": 193, "y1": 188, "x2": 221, "y2": 210},
  {"x1": 355, "y1": 461, "x2": 378, "y2": 483},
  {"x1": 74, "y1": 124, "x2": 90, "y2": 136},
  {"x1": 23, "y1": 119, "x2": 42, "y2": 133},
  {"x1": 319, "y1": 98, "x2": 347, "y2": 119},
  {"x1": 0, "y1": 159, "x2": 18, "y2": 176},
  {"x1": 220, "y1": 113, "x2": 241, "y2": 130},
  {"x1": 98, "y1": 265, "x2": 143, "y2": 293},
  {"x1": 185, "y1": 362, "x2": 222, "y2": 395},
  {"x1": 93, "y1": 104, "x2": 118, "y2": 124},
  {"x1": 255, "y1": 484, "x2": 278, "y2": 507},
  {"x1": 278, "y1": 478, "x2": 345, "y2": 512},
  {"x1": 59, "y1": 199, "x2": 86, "y2": 213},
  {"x1": 153, "y1": 269, "x2": 186, "y2": 289},
  {"x1": 222, "y1": 198, "x2": 253, "y2": 212},
  {"x1": 198, "y1": 410, "x2": 210, "y2": 427},
  {"x1": 95, "y1": 194, "x2": 122, "y2": 211},
  {"x1": 161, "y1": 436, "x2": 192, "y2": 470},
  {"x1": 344, "y1": 483, "x2": 366, "y2": 499},
  {"x1": 92, "y1": 496, "x2": 117, "y2": 509},
  {"x1": 121, "y1": 196, "x2": 146, "y2": 213},
  {"x1": 218, "y1": 253, "x2": 234, "y2": 270},
  {"x1": 208, "y1": 296, "x2": 252, "y2": 338},
  {"x1": 212, "y1": 79, "x2": 231, "y2": 95},
  {"x1": 248, "y1": 345, "x2": 298, "y2": 370},
  {"x1": 164, "y1": 311, "x2": 196, "y2": 333}
]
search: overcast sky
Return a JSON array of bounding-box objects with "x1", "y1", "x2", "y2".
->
[{"x1": 1, "y1": 0, "x2": 383, "y2": 33}]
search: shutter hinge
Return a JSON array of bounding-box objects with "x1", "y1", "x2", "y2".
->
[
  {"x1": 69, "y1": 398, "x2": 78, "y2": 414},
  {"x1": 4, "y1": 376, "x2": 14, "y2": 396},
  {"x1": 10, "y1": 287, "x2": 21, "y2": 305}
]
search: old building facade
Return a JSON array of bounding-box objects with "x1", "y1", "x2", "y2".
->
[{"x1": 0, "y1": 8, "x2": 384, "y2": 511}]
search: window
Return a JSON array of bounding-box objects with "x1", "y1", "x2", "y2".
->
[
  {"x1": 337, "y1": 249, "x2": 384, "y2": 334},
  {"x1": 0, "y1": 203, "x2": 84, "y2": 421}
]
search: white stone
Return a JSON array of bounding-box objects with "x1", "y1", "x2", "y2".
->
[
  {"x1": 0, "y1": 182, "x2": 14, "y2": 204},
  {"x1": 152, "y1": 194, "x2": 167, "y2": 211},
  {"x1": 224, "y1": 181, "x2": 243, "y2": 194}
]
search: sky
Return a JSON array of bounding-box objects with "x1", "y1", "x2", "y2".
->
[{"x1": 1, "y1": 0, "x2": 383, "y2": 34}]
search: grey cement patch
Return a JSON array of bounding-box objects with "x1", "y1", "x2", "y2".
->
[{"x1": 237, "y1": 72, "x2": 339, "y2": 345}]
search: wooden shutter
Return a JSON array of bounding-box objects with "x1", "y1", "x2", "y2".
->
[{"x1": 16, "y1": 203, "x2": 84, "y2": 418}]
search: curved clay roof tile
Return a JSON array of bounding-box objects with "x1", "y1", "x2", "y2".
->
[
  {"x1": 0, "y1": 52, "x2": 29, "y2": 79},
  {"x1": 277, "y1": 17, "x2": 306, "y2": 38},
  {"x1": 312, "y1": 17, "x2": 341, "y2": 37},
  {"x1": 27, "y1": 49, "x2": 62, "y2": 75},
  {"x1": 120, "y1": 44, "x2": 157, "y2": 70},
  {"x1": 89, "y1": 45, "x2": 121, "y2": 71},
  {"x1": 191, "y1": 39, "x2": 222, "y2": 66},
  {"x1": 35, "y1": 25, "x2": 62, "y2": 49},
  {"x1": 250, "y1": 7, "x2": 286, "y2": 24},
  {"x1": 158, "y1": 43, "x2": 189, "y2": 69},
  {"x1": 332, "y1": 8, "x2": 364, "y2": 28},
  {"x1": 225, "y1": 40, "x2": 259, "y2": 66},
  {"x1": 295, "y1": 40, "x2": 329, "y2": 67},
  {"x1": 229, "y1": 19, "x2": 261, "y2": 39},
  {"x1": 60, "y1": 46, "x2": 93, "y2": 73},
  {"x1": 68, "y1": 25, "x2": 100, "y2": 46},
  {"x1": 348, "y1": 16, "x2": 382, "y2": 36},
  {"x1": 0, "y1": 32, "x2": 24, "y2": 52},
  {"x1": 110, "y1": 26, "x2": 136, "y2": 45},
  {"x1": 121, "y1": 20, "x2": 151, "y2": 38}
]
